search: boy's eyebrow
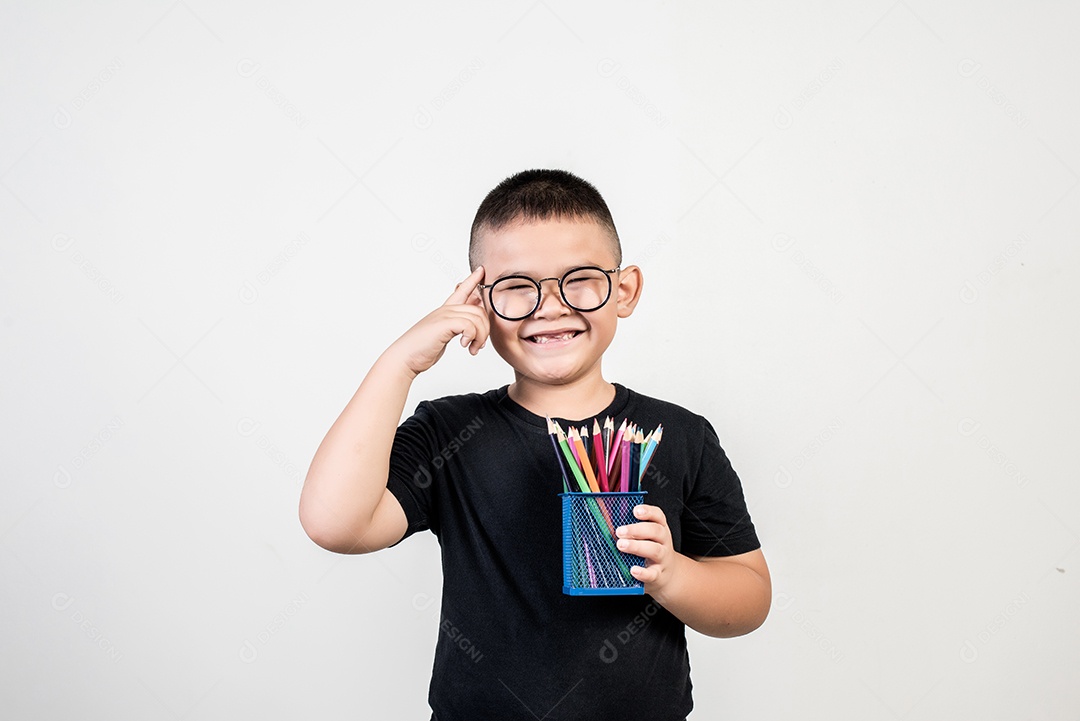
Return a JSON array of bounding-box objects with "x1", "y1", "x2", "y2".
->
[{"x1": 491, "y1": 263, "x2": 610, "y2": 281}]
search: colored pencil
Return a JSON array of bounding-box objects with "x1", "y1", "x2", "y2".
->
[
  {"x1": 584, "y1": 539, "x2": 597, "y2": 588},
  {"x1": 555, "y1": 423, "x2": 591, "y2": 493},
  {"x1": 603, "y1": 416, "x2": 614, "y2": 469},
  {"x1": 546, "y1": 416, "x2": 571, "y2": 492},
  {"x1": 607, "y1": 444, "x2": 621, "y2": 489},
  {"x1": 639, "y1": 424, "x2": 662, "y2": 484},
  {"x1": 632, "y1": 428, "x2": 644, "y2": 492},
  {"x1": 567, "y1": 426, "x2": 583, "y2": 469},
  {"x1": 570, "y1": 428, "x2": 601, "y2": 493},
  {"x1": 608, "y1": 418, "x2": 627, "y2": 477},
  {"x1": 580, "y1": 425, "x2": 593, "y2": 471},
  {"x1": 619, "y1": 426, "x2": 631, "y2": 493},
  {"x1": 592, "y1": 419, "x2": 608, "y2": 492}
]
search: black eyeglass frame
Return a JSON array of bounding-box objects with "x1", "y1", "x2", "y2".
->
[{"x1": 477, "y1": 266, "x2": 621, "y2": 321}]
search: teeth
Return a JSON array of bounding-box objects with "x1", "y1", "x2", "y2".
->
[{"x1": 531, "y1": 331, "x2": 577, "y2": 344}]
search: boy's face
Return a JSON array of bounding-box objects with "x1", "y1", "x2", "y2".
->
[{"x1": 472, "y1": 216, "x2": 642, "y2": 389}]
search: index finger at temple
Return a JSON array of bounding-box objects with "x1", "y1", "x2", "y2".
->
[{"x1": 444, "y1": 266, "x2": 485, "y2": 306}]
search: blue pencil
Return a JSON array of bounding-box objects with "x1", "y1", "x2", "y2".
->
[{"x1": 639, "y1": 425, "x2": 663, "y2": 486}]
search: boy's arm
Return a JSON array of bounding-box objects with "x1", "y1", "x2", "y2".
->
[
  {"x1": 298, "y1": 354, "x2": 415, "y2": 554},
  {"x1": 657, "y1": 549, "x2": 771, "y2": 638},
  {"x1": 616, "y1": 505, "x2": 771, "y2": 638},
  {"x1": 299, "y1": 267, "x2": 489, "y2": 554}
]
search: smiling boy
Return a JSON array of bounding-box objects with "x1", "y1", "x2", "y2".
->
[{"x1": 300, "y1": 169, "x2": 770, "y2": 720}]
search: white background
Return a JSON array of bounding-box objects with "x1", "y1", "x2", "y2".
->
[{"x1": 3, "y1": 1, "x2": 1078, "y2": 718}]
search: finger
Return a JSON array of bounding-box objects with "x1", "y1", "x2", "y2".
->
[
  {"x1": 461, "y1": 301, "x2": 491, "y2": 336},
  {"x1": 445, "y1": 268, "x2": 482, "y2": 306},
  {"x1": 452, "y1": 306, "x2": 490, "y2": 354},
  {"x1": 630, "y1": 564, "x2": 660, "y2": 584},
  {"x1": 631, "y1": 504, "x2": 667, "y2": 526},
  {"x1": 616, "y1": 537, "x2": 663, "y2": 563},
  {"x1": 468, "y1": 322, "x2": 489, "y2": 354},
  {"x1": 615, "y1": 521, "x2": 666, "y2": 543},
  {"x1": 444, "y1": 266, "x2": 485, "y2": 306},
  {"x1": 465, "y1": 282, "x2": 485, "y2": 307},
  {"x1": 453, "y1": 309, "x2": 490, "y2": 352}
]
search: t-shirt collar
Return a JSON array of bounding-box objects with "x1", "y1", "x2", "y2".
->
[{"x1": 493, "y1": 382, "x2": 631, "y2": 429}]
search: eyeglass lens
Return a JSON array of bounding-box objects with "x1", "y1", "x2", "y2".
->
[{"x1": 489, "y1": 268, "x2": 611, "y2": 320}]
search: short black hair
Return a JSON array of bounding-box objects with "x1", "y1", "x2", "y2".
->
[{"x1": 469, "y1": 169, "x2": 622, "y2": 270}]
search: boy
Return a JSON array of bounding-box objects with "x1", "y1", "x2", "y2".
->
[{"x1": 299, "y1": 169, "x2": 770, "y2": 720}]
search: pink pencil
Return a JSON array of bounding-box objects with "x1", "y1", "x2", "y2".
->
[
  {"x1": 584, "y1": 539, "x2": 598, "y2": 588},
  {"x1": 567, "y1": 426, "x2": 582, "y2": 469},
  {"x1": 608, "y1": 418, "x2": 627, "y2": 477},
  {"x1": 619, "y1": 426, "x2": 632, "y2": 492}
]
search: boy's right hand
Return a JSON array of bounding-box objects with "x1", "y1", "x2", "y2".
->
[{"x1": 387, "y1": 266, "x2": 491, "y2": 377}]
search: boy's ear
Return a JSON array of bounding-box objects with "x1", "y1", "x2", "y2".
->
[{"x1": 614, "y1": 265, "x2": 643, "y2": 318}]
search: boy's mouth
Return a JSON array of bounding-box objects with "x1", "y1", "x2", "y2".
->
[{"x1": 525, "y1": 330, "x2": 583, "y2": 345}]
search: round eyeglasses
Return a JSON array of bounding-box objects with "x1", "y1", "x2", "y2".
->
[{"x1": 477, "y1": 266, "x2": 620, "y2": 321}]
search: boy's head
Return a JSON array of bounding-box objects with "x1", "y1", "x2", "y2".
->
[
  {"x1": 467, "y1": 169, "x2": 642, "y2": 392},
  {"x1": 469, "y1": 169, "x2": 621, "y2": 272}
]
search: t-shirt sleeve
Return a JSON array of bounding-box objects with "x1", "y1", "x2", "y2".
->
[
  {"x1": 679, "y1": 418, "x2": 761, "y2": 557},
  {"x1": 385, "y1": 400, "x2": 441, "y2": 545}
]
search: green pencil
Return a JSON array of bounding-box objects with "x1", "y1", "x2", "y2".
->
[{"x1": 555, "y1": 423, "x2": 591, "y2": 493}]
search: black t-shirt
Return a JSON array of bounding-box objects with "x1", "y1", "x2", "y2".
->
[{"x1": 386, "y1": 382, "x2": 760, "y2": 721}]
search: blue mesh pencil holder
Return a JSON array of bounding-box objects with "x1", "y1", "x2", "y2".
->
[{"x1": 560, "y1": 492, "x2": 648, "y2": 596}]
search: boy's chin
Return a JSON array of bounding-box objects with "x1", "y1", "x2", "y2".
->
[{"x1": 510, "y1": 356, "x2": 601, "y2": 386}]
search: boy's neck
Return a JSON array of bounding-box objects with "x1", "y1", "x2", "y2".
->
[{"x1": 507, "y1": 373, "x2": 616, "y2": 422}]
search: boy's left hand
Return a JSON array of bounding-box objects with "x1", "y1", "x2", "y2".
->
[{"x1": 615, "y1": 504, "x2": 681, "y2": 595}]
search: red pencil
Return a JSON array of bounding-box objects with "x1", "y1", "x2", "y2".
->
[
  {"x1": 592, "y1": 418, "x2": 608, "y2": 492},
  {"x1": 608, "y1": 439, "x2": 622, "y2": 486}
]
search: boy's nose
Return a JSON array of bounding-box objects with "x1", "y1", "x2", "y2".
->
[{"x1": 533, "y1": 279, "x2": 572, "y2": 319}]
